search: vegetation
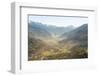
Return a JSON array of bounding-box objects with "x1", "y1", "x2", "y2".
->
[{"x1": 28, "y1": 22, "x2": 88, "y2": 61}]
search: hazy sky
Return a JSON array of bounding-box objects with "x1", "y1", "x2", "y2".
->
[{"x1": 29, "y1": 15, "x2": 88, "y2": 27}]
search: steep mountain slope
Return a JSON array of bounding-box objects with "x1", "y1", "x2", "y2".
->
[
  {"x1": 28, "y1": 21, "x2": 75, "y2": 38},
  {"x1": 60, "y1": 24, "x2": 88, "y2": 41},
  {"x1": 59, "y1": 24, "x2": 88, "y2": 58},
  {"x1": 46, "y1": 25, "x2": 75, "y2": 37},
  {"x1": 28, "y1": 22, "x2": 52, "y2": 39},
  {"x1": 28, "y1": 21, "x2": 88, "y2": 60}
]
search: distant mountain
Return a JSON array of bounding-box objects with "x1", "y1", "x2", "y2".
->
[
  {"x1": 28, "y1": 21, "x2": 75, "y2": 39},
  {"x1": 28, "y1": 22, "x2": 52, "y2": 39},
  {"x1": 60, "y1": 24, "x2": 88, "y2": 39},
  {"x1": 46, "y1": 25, "x2": 75, "y2": 37},
  {"x1": 60, "y1": 24, "x2": 88, "y2": 46},
  {"x1": 28, "y1": 22, "x2": 88, "y2": 60}
]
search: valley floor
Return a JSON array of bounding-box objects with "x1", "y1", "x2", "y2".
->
[{"x1": 28, "y1": 37, "x2": 88, "y2": 61}]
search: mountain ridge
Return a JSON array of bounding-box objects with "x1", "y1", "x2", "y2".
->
[{"x1": 28, "y1": 21, "x2": 75, "y2": 39}]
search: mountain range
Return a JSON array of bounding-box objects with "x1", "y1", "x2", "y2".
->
[
  {"x1": 28, "y1": 21, "x2": 75, "y2": 39},
  {"x1": 28, "y1": 21, "x2": 88, "y2": 60},
  {"x1": 60, "y1": 24, "x2": 88, "y2": 43}
]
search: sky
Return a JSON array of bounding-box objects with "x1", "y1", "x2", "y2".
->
[{"x1": 28, "y1": 15, "x2": 88, "y2": 27}]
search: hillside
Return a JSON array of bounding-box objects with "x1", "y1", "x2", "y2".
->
[
  {"x1": 28, "y1": 21, "x2": 75, "y2": 38},
  {"x1": 28, "y1": 22, "x2": 88, "y2": 60},
  {"x1": 59, "y1": 24, "x2": 88, "y2": 58},
  {"x1": 28, "y1": 22, "x2": 52, "y2": 39}
]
